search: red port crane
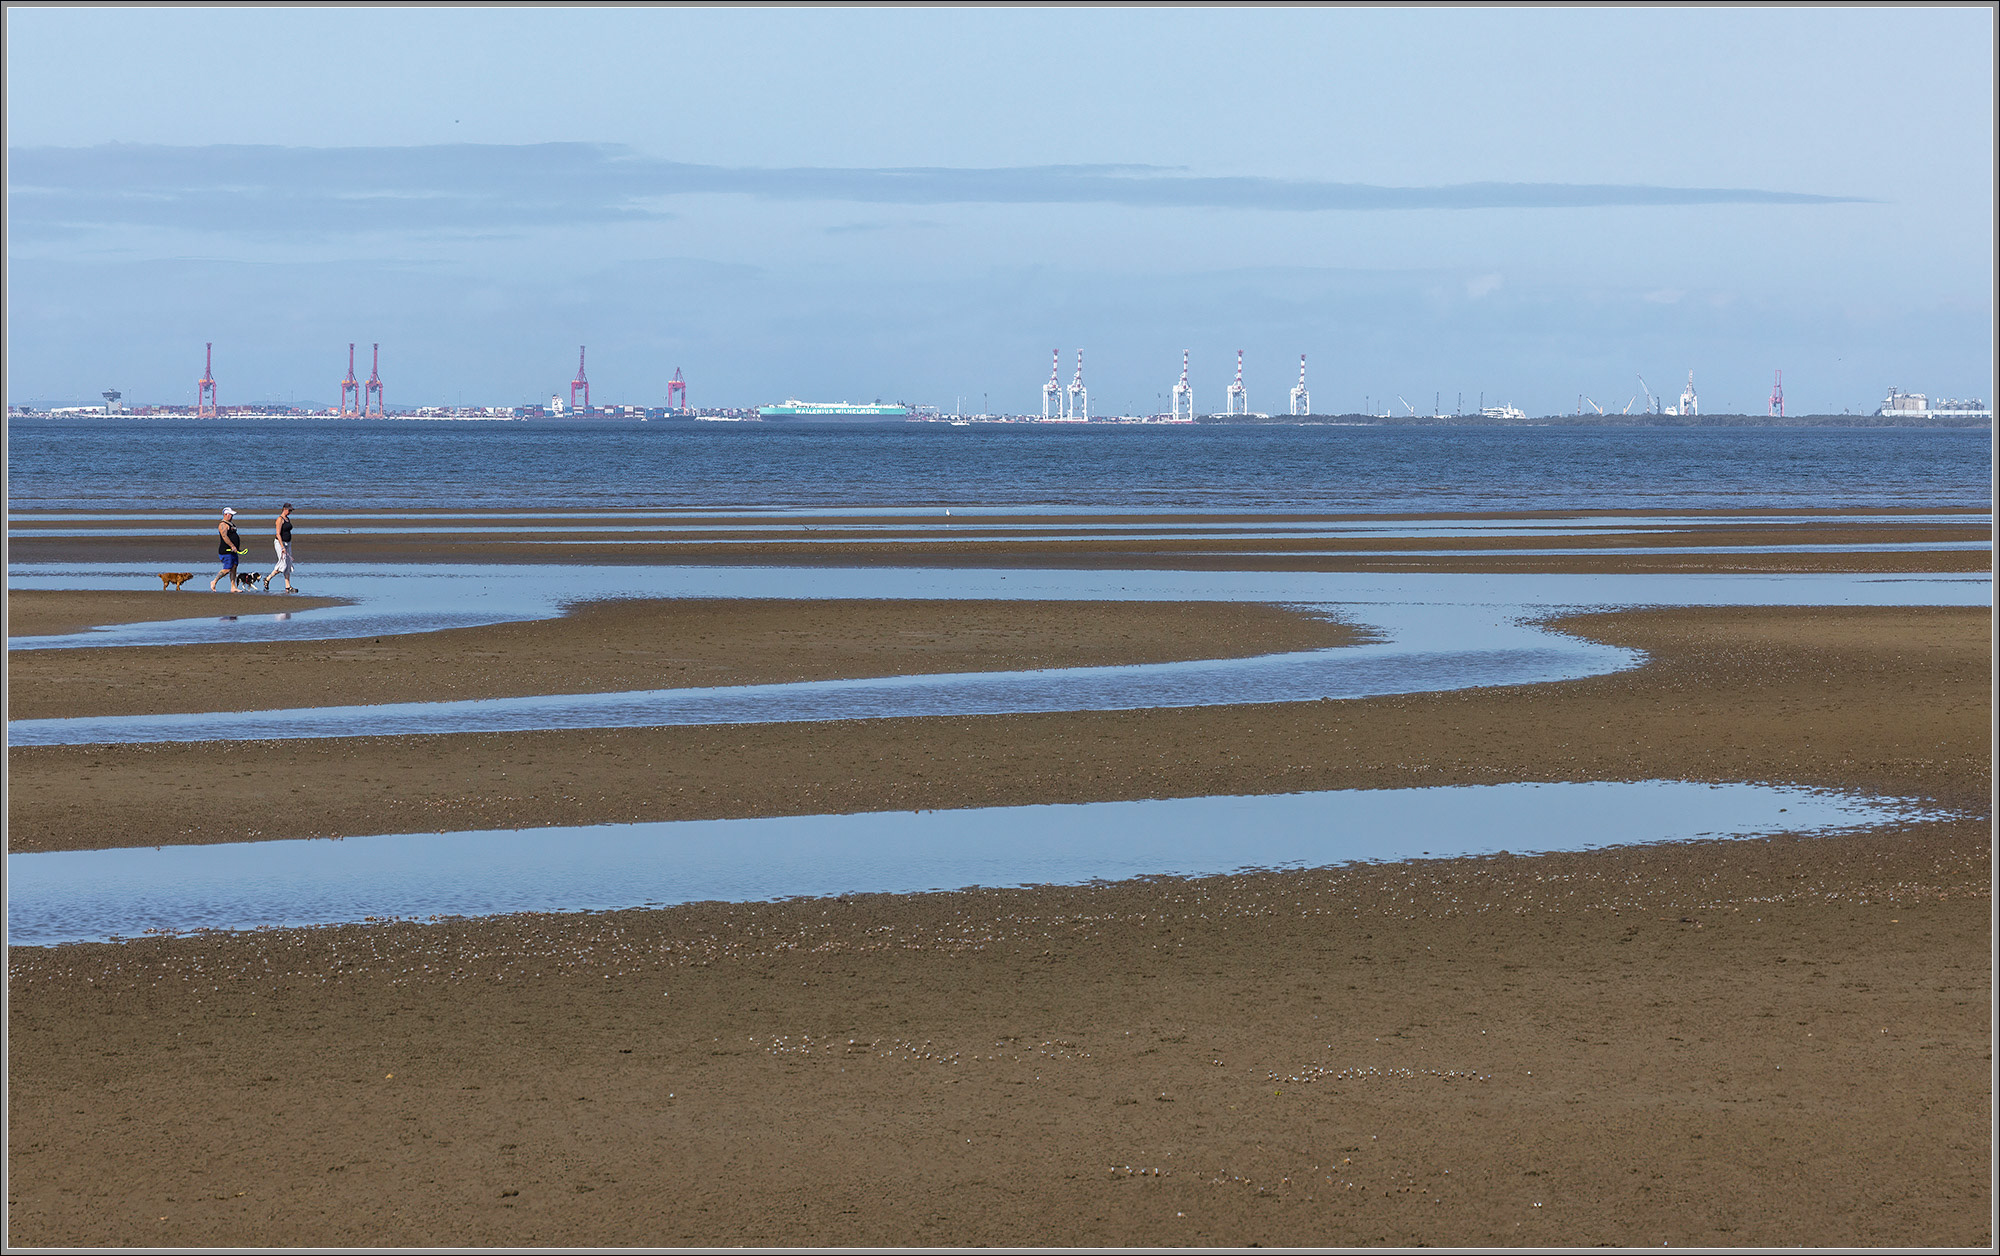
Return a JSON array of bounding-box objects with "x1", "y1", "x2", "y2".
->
[
  {"x1": 667, "y1": 367, "x2": 687, "y2": 412},
  {"x1": 196, "y1": 342, "x2": 218, "y2": 417},
  {"x1": 339, "y1": 343, "x2": 361, "y2": 417},
  {"x1": 570, "y1": 346, "x2": 590, "y2": 411},
  {"x1": 364, "y1": 343, "x2": 385, "y2": 417}
]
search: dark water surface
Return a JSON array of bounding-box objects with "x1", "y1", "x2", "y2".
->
[{"x1": 9, "y1": 419, "x2": 1990, "y2": 513}]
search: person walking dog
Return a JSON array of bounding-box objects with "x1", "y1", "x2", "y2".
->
[
  {"x1": 265, "y1": 502, "x2": 298, "y2": 592},
  {"x1": 208, "y1": 506, "x2": 246, "y2": 592}
]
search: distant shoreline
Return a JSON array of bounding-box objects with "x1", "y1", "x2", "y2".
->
[
  {"x1": 1192, "y1": 412, "x2": 1993, "y2": 429},
  {"x1": 5, "y1": 412, "x2": 1989, "y2": 429}
]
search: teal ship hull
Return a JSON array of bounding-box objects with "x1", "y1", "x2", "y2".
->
[{"x1": 758, "y1": 400, "x2": 911, "y2": 423}]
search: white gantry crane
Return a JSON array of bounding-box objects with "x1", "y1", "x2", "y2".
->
[
  {"x1": 1171, "y1": 350, "x2": 1194, "y2": 421},
  {"x1": 1042, "y1": 350, "x2": 1063, "y2": 419},
  {"x1": 1678, "y1": 370, "x2": 1698, "y2": 417},
  {"x1": 1225, "y1": 350, "x2": 1249, "y2": 416},
  {"x1": 1066, "y1": 350, "x2": 1089, "y2": 421},
  {"x1": 1289, "y1": 354, "x2": 1310, "y2": 416}
]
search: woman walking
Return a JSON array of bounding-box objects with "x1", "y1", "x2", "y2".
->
[
  {"x1": 208, "y1": 506, "x2": 245, "y2": 592},
  {"x1": 265, "y1": 502, "x2": 298, "y2": 592}
]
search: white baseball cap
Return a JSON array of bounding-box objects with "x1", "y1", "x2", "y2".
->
[{"x1": 222, "y1": 507, "x2": 236, "y2": 516}]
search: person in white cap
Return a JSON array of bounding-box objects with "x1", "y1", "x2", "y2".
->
[
  {"x1": 265, "y1": 502, "x2": 297, "y2": 592},
  {"x1": 208, "y1": 506, "x2": 246, "y2": 592}
]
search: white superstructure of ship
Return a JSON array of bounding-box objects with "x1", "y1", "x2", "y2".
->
[
  {"x1": 1877, "y1": 387, "x2": 1991, "y2": 420},
  {"x1": 757, "y1": 399, "x2": 911, "y2": 422}
]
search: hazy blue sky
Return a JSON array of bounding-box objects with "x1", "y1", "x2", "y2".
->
[{"x1": 7, "y1": 6, "x2": 1992, "y2": 415}]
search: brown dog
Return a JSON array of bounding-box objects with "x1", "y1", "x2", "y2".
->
[{"x1": 159, "y1": 572, "x2": 194, "y2": 590}]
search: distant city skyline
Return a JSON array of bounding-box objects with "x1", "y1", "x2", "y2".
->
[{"x1": 6, "y1": 7, "x2": 1992, "y2": 416}]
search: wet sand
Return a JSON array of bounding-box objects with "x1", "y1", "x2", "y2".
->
[
  {"x1": 4, "y1": 595, "x2": 1358, "y2": 722},
  {"x1": 8, "y1": 823, "x2": 1987, "y2": 1248},
  {"x1": 6, "y1": 597, "x2": 1991, "y2": 1245},
  {"x1": 7, "y1": 507, "x2": 1987, "y2": 573},
  {"x1": 7, "y1": 588, "x2": 349, "y2": 640}
]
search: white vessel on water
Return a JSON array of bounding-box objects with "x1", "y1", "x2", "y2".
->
[
  {"x1": 1877, "y1": 388, "x2": 1991, "y2": 420},
  {"x1": 757, "y1": 399, "x2": 911, "y2": 423}
]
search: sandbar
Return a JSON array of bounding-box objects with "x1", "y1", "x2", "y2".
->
[{"x1": 5, "y1": 595, "x2": 1358, "y2": 721}]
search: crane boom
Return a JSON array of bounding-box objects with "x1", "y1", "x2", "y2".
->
[
  {"x1": 1637, "y1": 374, "x2": 1656, "y2": 414},
  {"x1": 1397, "y1": 394, "x2": 1416, "y2": 415}
]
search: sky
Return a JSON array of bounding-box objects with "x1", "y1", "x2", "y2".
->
[{"x1": 6, "y1": 6, "x2": 1993, "y2": 416}]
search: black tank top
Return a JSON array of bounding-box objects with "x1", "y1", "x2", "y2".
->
[
  {"x1": 219, "y1": 523, "x2": 239, "y2": 554},
  {"x1": 280, "y1": 518, "x2": 292, "y2": 543}
]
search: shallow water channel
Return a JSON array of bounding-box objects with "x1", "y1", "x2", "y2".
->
[
  {"x1": 6, "y1": 565, "x2": 1987, "y2": 747},
  {"x1": 7, "y1": 781, "x2": 1953, "y2": 947}
]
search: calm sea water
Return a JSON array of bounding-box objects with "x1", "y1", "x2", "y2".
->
[{"x1": 7, "y1": 418, "x2": 1990, "y2": 513}]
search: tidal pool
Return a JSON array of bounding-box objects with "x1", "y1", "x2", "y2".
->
[{"x1": 7, "y1": 780, "x2": 1954, "y2": 947}]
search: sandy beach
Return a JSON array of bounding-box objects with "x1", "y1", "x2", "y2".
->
[{"x1": 6, "y1": 569, "x2": 1990, "y2": 1246}]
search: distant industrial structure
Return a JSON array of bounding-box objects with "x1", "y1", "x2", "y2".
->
[
  {"x1": 333, "y1": 341, "x2": 386, "y2": 417},
  {"x1": 15, "y1": 342, "x2": 1984, "y2": 425},
  {"x1": 365, "y1": 344, "x2": 385, "y2": 417},
  {"x1": 1633, "y1": 370, "x2": 1698, "y2": 416},
  {"x1": 1038, "y1": 350, "x2": 1089, "y2": 420},
  {"x1": 1224, "y1": 351, "x2": 1249, "y2": 416},
  {"x1": 570, "y1": 346, "x2": 591, "y2": 411},
  {"x1": 339, "y1": 343, "x2": 361, "y2": 417},
  {"x1": 196, "y1": 343, "x2": 218, "y2": 417}
]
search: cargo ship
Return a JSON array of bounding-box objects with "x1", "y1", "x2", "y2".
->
[
  {"x1": 757, "y1": 399, "x2": 911, "y2": 423},
  {"x1": 1877, "y1": 388, "x2": 1991, "y2": 420}
]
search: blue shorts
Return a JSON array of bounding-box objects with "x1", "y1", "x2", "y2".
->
[{"x1": 219, "y1": 552, "x2": 239, "y2": 571}]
